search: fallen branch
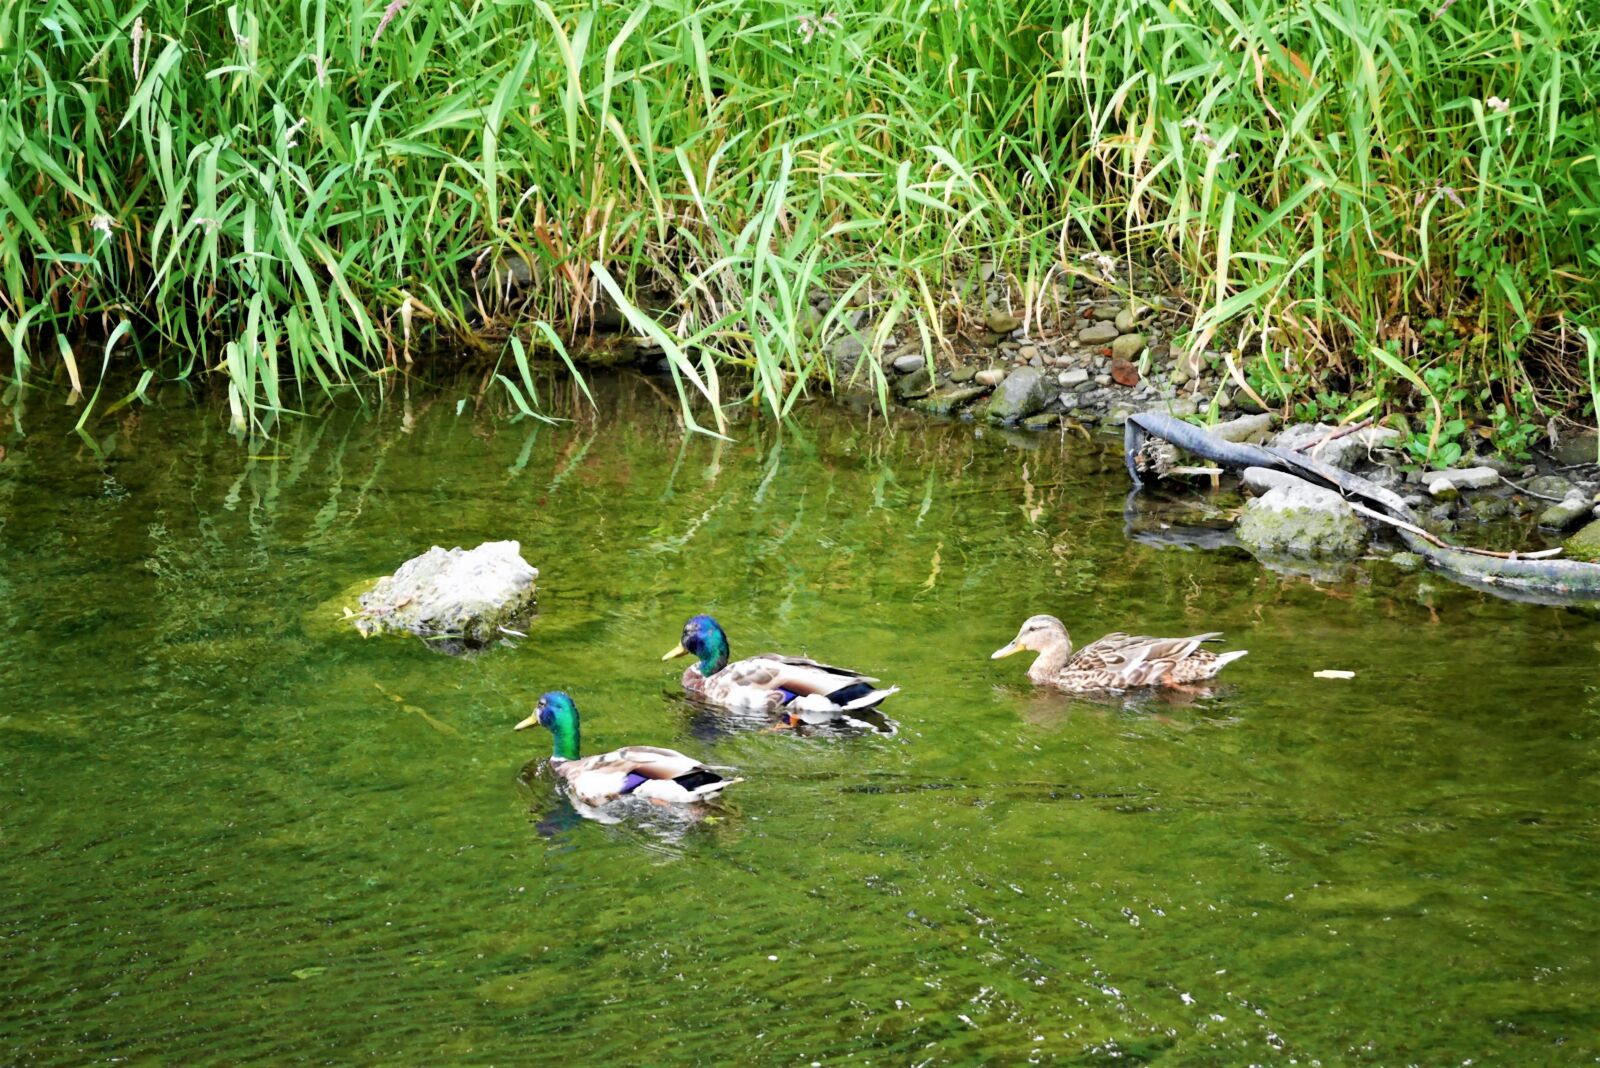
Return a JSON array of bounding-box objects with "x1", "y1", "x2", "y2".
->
[
  {"x1": 1345, "y1": 500, "x2": 1563, "y2": 560},
  {"x1": 1124, "y1": 410, "x2": 1600, "y2": 600}
]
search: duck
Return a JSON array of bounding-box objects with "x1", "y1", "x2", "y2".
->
[
  {"x1": 991, "y1": 614, "x2": 1247, "y2": 691},
  {"x1": 661, "y1": 614, "x2": 899, "y2": 724},
  {"x1": 514, "y1": 691, "x2": 741, "y2": 806}
]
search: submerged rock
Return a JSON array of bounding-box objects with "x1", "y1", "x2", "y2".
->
[
  {"x1": 909, "y1": 384, "x2": 990, "y2": 416},
  {"x1": 984, "y1": 366, "x2": 1050, "y2": 424},
  {"x1": 355, "y1": 541, "x2": 538, "y2": 649},
  {"x1": 1540, "y1": 494, "x2": 1594, "y2": 530},
  {"x1": 1564, "y1": 518, "x2": 1600, "y2": 562},
  {"x1": 892, "y1": 366, "x2": 934, "y2": 400},
  {"x1": 1237, "y1": 475, "x2": 1368, "y2": 559}
]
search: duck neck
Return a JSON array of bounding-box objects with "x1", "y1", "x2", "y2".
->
[
  {"x1": 1029, "y1": 636, "x2": 1074, "y2": 682},
  {"x1": 547, "y1": 710, "x2": 580, "y2": 762}
]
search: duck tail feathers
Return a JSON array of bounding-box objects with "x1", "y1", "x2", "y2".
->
[
  {"x1": 834, "y1": 684, "x2": 900, "y2": 712},
  {"x1": 1213, "y1": 649, "x2": 1248, "y2": 668}
]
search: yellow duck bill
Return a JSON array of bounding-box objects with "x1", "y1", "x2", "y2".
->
[
  {"x1": 990, "y1": 641, "x2": 1021, "y2": 659},
  {"x1": 661, "y1": 642, "x2": 688, "y2": 661}
]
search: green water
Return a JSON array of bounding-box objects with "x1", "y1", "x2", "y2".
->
[{"x1": 3, "y1": 375, "x2": 1598, "y2": 1065}]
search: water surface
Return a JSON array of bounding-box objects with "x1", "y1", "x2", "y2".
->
[{"x1": 3, "y1": 375, "x2": 1597, "y2": 1064}]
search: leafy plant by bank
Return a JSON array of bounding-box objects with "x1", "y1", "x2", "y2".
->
[{"x1": 1, "y1": 0, "x2": 1596, "y2": 440}]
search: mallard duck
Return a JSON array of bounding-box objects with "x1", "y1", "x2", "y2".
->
[
  {"x1": 991, "y1": 615, "x2": 1247, "y2": 691},
  {"x1": 661, "y1": 614, "x2": 899, "y2": 724},
  {"x1": 514, "y1": 691, "x2": 741, "y2": 806}
]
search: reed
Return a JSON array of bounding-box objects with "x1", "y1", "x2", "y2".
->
[{"x1": 2, "y1": 0, "x2": 1596, "y2": 440}]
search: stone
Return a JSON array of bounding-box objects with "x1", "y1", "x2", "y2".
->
[
  {"x1": 1162, "y1": 397, "x2": 1199, "y2": 418},
  {"x1": 891, "y1": 353, "x2": 924, "y2": 374},
  {"x1": 1236, "y1": 477, "x2": 1369, "y2": 559},
  {"x1": 1018, "y1": 345, "x2": 1040, "y2": 362},
  {"x1": 1059, "y1": 368, "x2": 1090, "y2": 387},
  {"x1": 975, "y1": 367, "x2": 1006, "y2": 387},
  {"x1": 1538, "y1": 494, "x2": 1593, "y2": 530},
  {"x1": 1422, "y1": 466, "x2": 1499, "y2": 491},
  {"x1": 1175, "y1": 349, "x2": 1205, "y2": 379},
  {"x1": 1110, "y1": 332, "x2": 1147, "y2": 361},
  {"x1": 984, "y1": 366, "x2": 1051, "y2": 424},
  {"x1": 1241, "y1": 467, "x2": 1307, "y2": 496},
  {"x1": 892, "y1": 366, "x2": 934, "y2": 400},
  {"x1": 1526, "y1": 474, "x2": 1574, "y2": 499},
  {"x1": 1094, "y1": 373, "x2": 1112, "y2": 387},
  {"x1": 829, "y1": 334, "x2": 865, "y2": 372},
  {"x1": 1212, "y1": 412, "x2": 1275, "y2": 444},
  {"x1": 1110, "y1": 359, "x2": 1140, "y2": 387},
  {"x1": 1058, "y1": 393, "x2": 1079, "y2": 410},
  {"x1": 1554, "y1": 430, "x2": 1599, "y2": 467},
  {"x1": 1079, "y1": 322, "x2": 1119, "y2": 345},
  {"x1": 985, "y1": 308, "x2": 1022, "y2": 334},
  {"x1": 1114, "y1": 305, "x2": 1146, "y2": 333},
  {"x1": 1105, "y1": 404, "x2": 1138, "y2": 426},
  {"x1": 355, "y1": 541, "x2": 538, "y2": 649},
  {"x1": 949, "y1": 363, "x2": 977, "y2": 384},
  {"x1": 1213, "y1": 392, "x2": 1234, "y2": 411},
  {"x1": 1390, "y1": 552, "x2": 1424, "y2": 572},
  {"x1": 1022, "y1": 412, "x2": 1060, "y2": 430},
  {"x1": 909, "y1": 384, "x2": 990, "y2": 416},
  {"x1": 1091, "y1": 304, "x2": 1119, "y2": 321},
  {"x1": 1170, "y1": 369, "x2": 1191, "y2": 387},
  {"x1": 1269, "y1": 423, "x2": 1401, "y2": 471},
  {"x1": 1232, "y1": 390, "x2": 1265, "y2": 414},
  {"x1": 1427, "y1": 478, "x2": 1459, "y2": 501},
  {"x1": 1563, "y1": 518, "x2": 1600, "y2": 562},
  {"x1": 1469, "y1": 495, "x2": 1511, "y2": 522}
]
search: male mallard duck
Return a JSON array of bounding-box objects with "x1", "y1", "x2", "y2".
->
[
  {"x1": 662, "y1": 614, "x2": 899, "y2": 724},
  {"x1": 992, "y1": 615, "x2": 1247, "y2": 691},
  {"x1": 514, "y1": 691, "x2": 741, "y2": 806}
]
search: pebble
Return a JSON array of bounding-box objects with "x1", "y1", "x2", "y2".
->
[
  {"x1": 1094, "y1": 373, "x2": 1112, "y2": 386},
  {"x1": 975, "y1": 368, "x2": 1006, "y2": 387},
  {"x1": 1059, "y1": 368, "x2": 1090, "y2": 386},
  {"x1": 1110, "y1": 332, "x2": 1147, "y2": 361},
  {"x1": 948, "y1": 364, "x2": 977, "y2": 384},
  {"x1": 891, "y1": 354, "x2": 923, "y2": 374},
  {"x1": 985, "y1": 309, "x2": 1022, "y2": 334},
  {"x1": 1091, "y1": 304, "x2": 1119, "y2": 321},
  {"x1": 1079, "y1": 322, "x2": 1119, "y2": 344},
  {"x1": 1114, "y1": 305, "x2": 1145, "y2": 332},
  {"x1": 1018, "y1": 345, "x2": 1039, "y2": 362},
  {"x1": 1428, "y1": 478, "x2": 1460, "y2": 500}
]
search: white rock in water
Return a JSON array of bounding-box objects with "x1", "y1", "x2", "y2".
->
[
  {"x1": 355, "y1": 540, "x2": 538, "y2": 648},
  {"x1": 1236, "y1": 478, "x2": 1368, "y2": 559}
]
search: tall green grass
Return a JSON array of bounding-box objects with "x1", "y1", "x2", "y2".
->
[{"x1": 2, "y1": 0, "x2": 1596, "y2": 439}]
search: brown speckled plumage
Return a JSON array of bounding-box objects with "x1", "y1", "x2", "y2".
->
[{"x1": 993, "y1": 615, "x2": 1246, "y2": 692}]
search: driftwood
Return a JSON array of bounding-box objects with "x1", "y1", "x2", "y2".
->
[{"x1": 1124, "y1": 411, "x2": 1600, "y2": 601}]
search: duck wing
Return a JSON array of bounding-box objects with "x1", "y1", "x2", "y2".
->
[
  {"x1": 732, "y1": 653, "x2": 881, "y2": 691},
  {"x1": 562, "y1": 746, "x2": 739, "y2": 804},
  {"x1": 1068, "y1": 632, "x2": 1226, "y2": 685}
]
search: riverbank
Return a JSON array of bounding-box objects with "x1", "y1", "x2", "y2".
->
[{"x1": 6, "y1": 0, "x2": 1597, "y2": 438}]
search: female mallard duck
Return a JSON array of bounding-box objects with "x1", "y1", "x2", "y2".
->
[
  {"x1": 662, "y1": 614, "x2": 899, "y2": 723},
  {"x1": 992, "y1": 615, "x2": 1247, "y2": 691},
  {"x1": 514, "y1": 692, "x2": 741, "y2": 806}
]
